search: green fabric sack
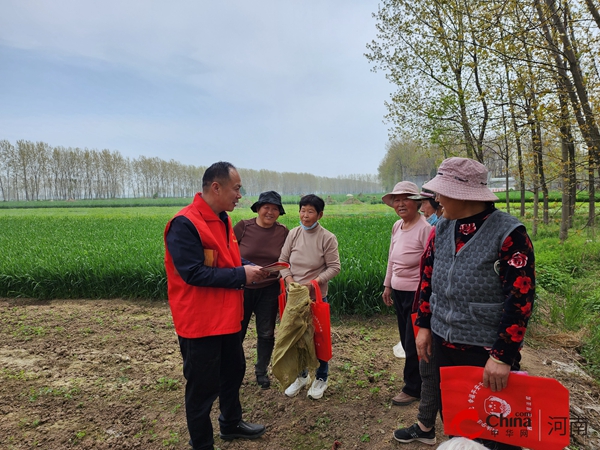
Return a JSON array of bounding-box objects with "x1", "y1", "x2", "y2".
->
[{"x1": 272, "y1": 282, "x2": 319, "y2": 390}]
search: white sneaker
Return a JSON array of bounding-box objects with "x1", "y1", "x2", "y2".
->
[
  {"x1": 307, "y1": 378, "x2": 328, "y2": 399},
  {"x1": 393, "y1": 341, "x2": 406, "y2": 358},
  {"x1": 285, "y1": 375, "x2": 310, "y2": 397}
]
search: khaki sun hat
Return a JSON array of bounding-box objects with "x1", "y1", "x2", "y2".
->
[
  {"x1": 422, "y1": 157, "x2": 499, "y2": 202},
  {"x1": 381, "y1": 181, "x2": 420, "y2": 207}
]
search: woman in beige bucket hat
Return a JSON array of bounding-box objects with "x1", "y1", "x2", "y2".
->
[{"x1": 381, "y1": 181, "x2": 432, "y2": 408}]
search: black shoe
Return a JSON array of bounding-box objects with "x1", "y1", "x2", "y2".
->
[
  {"x1": 256, "y1": 374, "x2": 270, "y2": 389},
  {"x1": 393, "y1": 423, "x2": 436, "y2": 445},
  {"x1": 220, "y1": 420, "x2": 266, "y2": 441}
]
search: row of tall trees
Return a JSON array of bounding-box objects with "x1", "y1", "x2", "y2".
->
[
  {"x1": 0, "y1": 140, "x2": 382, "y2": 201},
  {"x1": 366, "y1": 0, "x2": 600, "y2": 239},
  {"x1": 378, "y1": 140, "x2": 441, "y2": 191}
]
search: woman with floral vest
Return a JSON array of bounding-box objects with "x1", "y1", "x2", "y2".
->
[{"x1": 409, "y1": 157, "x2": 535, "y2": 450}]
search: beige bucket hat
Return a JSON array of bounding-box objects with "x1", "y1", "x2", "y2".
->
[{"x1": 381, "y1": 181, "x2": 420, "y2": 207}]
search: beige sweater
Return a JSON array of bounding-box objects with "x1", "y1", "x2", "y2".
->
[{"x1": 279, "y1": 223, "x2": 340, "y2": 297}]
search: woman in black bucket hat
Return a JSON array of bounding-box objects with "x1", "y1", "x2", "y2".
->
[{"x1": 233, "y1": 191, "x2": 289, "y2": 389}]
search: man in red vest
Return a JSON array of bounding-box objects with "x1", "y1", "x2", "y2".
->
[{"x1": 164, "y1": 161, "x2": 268, "y2": 450}]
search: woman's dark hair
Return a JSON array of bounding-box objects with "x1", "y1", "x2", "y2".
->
[
  {"x1": 299, "y1": 194, "x2": 325, "y2": 214},
  {"x1": 427, "y1": 197, "x2": 440, "y2": 210},
  {"x1": 202, "y1": 161, "x2": 236, "y2": 189}
]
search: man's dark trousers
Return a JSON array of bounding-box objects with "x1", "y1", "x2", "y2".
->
[{"x1": 179, "y1": 332, "x2": 245, "y2": 450}]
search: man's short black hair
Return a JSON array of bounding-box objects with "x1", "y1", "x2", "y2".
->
[
  {"x1": 202, "y1": 161, "x2": 236, "y2": 189},
  {"x1": 299, "y1": 194, "x2": 325, "y2": 214}
]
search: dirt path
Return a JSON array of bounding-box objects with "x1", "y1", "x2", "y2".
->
[{"x1": 1, "y1": 299, "x2": 598, "y2": 449}]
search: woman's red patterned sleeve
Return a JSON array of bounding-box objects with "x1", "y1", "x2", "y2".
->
[{"x1": 490, "y1": 226, "x2": 535, "y2": 364}]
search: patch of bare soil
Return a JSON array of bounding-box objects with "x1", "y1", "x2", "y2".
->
[{"x1": 0, "y1": 299, "x2": 598, "y2": 450}]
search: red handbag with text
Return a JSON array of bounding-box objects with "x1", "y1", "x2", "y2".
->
[
  {"x1": 440, "y1": 366, "x2": 570, "y2": 450},
  {"x1": 310, "y1": 280, "x2": 332, "y2": 362}
]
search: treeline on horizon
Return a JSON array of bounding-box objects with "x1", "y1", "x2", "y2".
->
[{"x1": 0, "y1": 139, "x2": 382, "y2": 202}]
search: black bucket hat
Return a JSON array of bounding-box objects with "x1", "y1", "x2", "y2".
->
[{"x1": 251, "y1": 191, "x2": 285, "y2": 215}]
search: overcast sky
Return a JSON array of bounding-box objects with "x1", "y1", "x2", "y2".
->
[{"x1": 0, "y1": 1, "x2": 392, "y2": 178}]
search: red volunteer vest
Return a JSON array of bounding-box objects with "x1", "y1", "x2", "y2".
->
[{"x1": 164, "y1": 193, "x2": 243, "y2": 338}]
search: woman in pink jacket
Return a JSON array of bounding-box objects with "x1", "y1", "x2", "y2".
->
[{"x1": 381, "y1": 181, "x2": 432, "y2": 407}]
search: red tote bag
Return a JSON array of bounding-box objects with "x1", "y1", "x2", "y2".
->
[
  {"x1": 277, "y1": 278, "x2": 286, "y2": 320},
  {"x1": 440, "y1": 366, "x2": 570, "y2": 450},
  {"x1": 411, "y1": 312, "x2": 420, "y2": 360},
  {"x1": 310, "y1": 280, "x2": 332, "y2": 362}
]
